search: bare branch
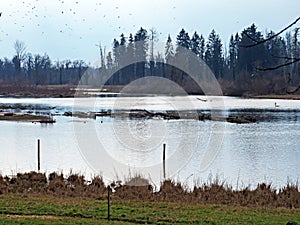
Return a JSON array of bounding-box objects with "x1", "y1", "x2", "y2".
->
[
  {"x1": 241, "y1": 16, "x2": 300, "y2": 48},
  {"x1": 256, "y1": 58, "x2": 300, "y2": 71},
  {"x1": 271, "y1": 55, "x2": 297, "y2": 61},
  {"x1": 244, "y1": 32, "x2": 260, "y2": 43}
]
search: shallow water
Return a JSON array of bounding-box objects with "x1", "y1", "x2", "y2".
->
[{"x1": 0, "y1": 96, "x2": 299, "y2": 189}]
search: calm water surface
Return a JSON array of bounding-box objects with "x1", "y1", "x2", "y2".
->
[{"x1": 0, "y1": 96, "x2": 299, "y2": 189}]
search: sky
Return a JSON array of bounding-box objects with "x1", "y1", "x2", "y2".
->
[{"x1": 0, "y1": 0, "x2": 299, "y2": 63}]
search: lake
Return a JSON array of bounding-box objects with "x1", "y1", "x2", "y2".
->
[{"x1": 0, "y1": 95, "x2": 299, "y2": 189}]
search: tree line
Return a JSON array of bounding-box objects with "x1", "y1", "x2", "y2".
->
[
  {"x1": 0, "y1": 23, "x2": 299, "y2": 95},
  {"x1": 0, "y1": 41, "x2": 87, "y2": 85}
]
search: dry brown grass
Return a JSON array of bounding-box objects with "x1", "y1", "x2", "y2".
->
[
  {"x1": 0, "y1": 84, "x2": 76, "y2": 98},
  {"x1": 1, "y1": 171, "x2": 299, "y2": 208}
]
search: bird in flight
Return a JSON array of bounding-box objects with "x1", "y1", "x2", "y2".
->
[{"x1": 196, "y1": 97, "x2": 207, "y2": 102}]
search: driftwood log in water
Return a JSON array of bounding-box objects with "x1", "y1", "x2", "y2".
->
[
  {"x1": 0, "y1": 103, "x2": 55, "y2": 111},
  {"x1": 226, "y1": 115, "x2": 257, "y2": 124},
  {"x1": 62, "y1": 109, "x2": 259, "y2": 124}
]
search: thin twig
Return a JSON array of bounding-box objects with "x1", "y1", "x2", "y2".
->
[{"x1": 257, "y1": 58, "x2": 300, "y2": 71}]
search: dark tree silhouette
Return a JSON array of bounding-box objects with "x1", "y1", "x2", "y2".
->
[
  {"x1": 205, "y1": 29, "x2": 223, "y2": 78},
  {"x1": 228, "y1": 33, "x2": 239, "y2": 80},
  {"x1": 239, "y1": 17, "x2": 300, "y2": 93},
  {"x1": 240, "y1": 17, "x2": 300, "y2": 72},
  {"x1": 134, "y1": 27, "x2": 148, "y2": 79}
]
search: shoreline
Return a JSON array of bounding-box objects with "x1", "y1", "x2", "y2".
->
[{"x1": 250, "y1": 94, "x2": 300, "y2": 100}]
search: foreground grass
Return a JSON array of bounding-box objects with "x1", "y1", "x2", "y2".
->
[{"x1": 0, "y1": 194, "x2": 300, "y2": 224}]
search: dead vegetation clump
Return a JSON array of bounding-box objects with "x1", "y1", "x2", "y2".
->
[
  {"x1": 66, "y1": 173, "x2": 86, "y2": 194},
  {"x1": 156, "y1": 180, "x2": 189, "y2": 202},
  {"x1": 250, "y1": 183, "x2": 278, "y2": 207},
  {"x1": 47, "y1": 172, "x2": 66, "y2": 195},
  {"x1": 277, "y1": 184, "x2": 300, "y2": 208},
  {"x1": 8, "y1": 172, "x2": 47, "y2": 193},
  {"x1": 0, "y1": 175, "x2": 9, "y2": 194},
  {"x1": 193, "y1": 182, "x2": 234, "y2": 205},
  {"x1": 86, "y1": 176, "x2": 107, "y2": 198},
  {"x1": 47, "y1": 172, "x2": 107, "y2": 197},
  {"x1": 113, "y1": 176, "x2": 154, "y2": 201},
  {"x1": 47, "y1": 172, "x2": 85, "y2": 197}
]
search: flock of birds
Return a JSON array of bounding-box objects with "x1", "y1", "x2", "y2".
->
[
  {"x1": 0, "y1": 1, "x2": 178, "y2": 45},
  {"x1": 0, "y1": 0, "x2": 141, "y2": 43},
  {"x1": 0, "y1": 0, "x2": 176, "y2": 39}
]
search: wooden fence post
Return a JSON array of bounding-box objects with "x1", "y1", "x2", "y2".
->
[
  {"x1": 107, "y1": 186, "x2": 111, "y2": 220},
  {"x1": 163, "y1": 143, "x2": 166, "y2": 180},
  {"x1": 37, "y1": 139, "x2": 40, "y2": 172}
]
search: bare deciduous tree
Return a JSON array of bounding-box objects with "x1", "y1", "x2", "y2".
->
[
  {"x1": 13, "y1": 40, "x2": 27, "y2": 82},
  {"x1": 14, "y1": 40, "x2": 27, "y2": 63}
]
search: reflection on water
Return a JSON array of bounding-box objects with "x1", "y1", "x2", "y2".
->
[{"x1": 0, "y1": 96, "x2": 299, "y2": 188}]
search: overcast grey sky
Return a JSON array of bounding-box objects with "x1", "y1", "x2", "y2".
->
[{"x1": 0, "y1": 0, "x2": 299, "y2": 63}]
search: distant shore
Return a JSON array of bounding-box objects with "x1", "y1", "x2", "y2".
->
[
  {"x1": 0, "y1": 84, "x2": 76, "y2": 98},
  {"x1": 250, "y1": 94, "x2": 300, "y2": 100},
  {"x1": 1, "y1": 84, "x2": 300, "y2": 100}
]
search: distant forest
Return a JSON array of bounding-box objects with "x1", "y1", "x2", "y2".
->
[{"x1": 0, "y1": 23, "x2": 299, "y2": 95}]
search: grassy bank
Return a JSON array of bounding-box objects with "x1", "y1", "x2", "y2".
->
[{"x1": 0, "y1": 194, "x2": 300, "y2": 224}]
